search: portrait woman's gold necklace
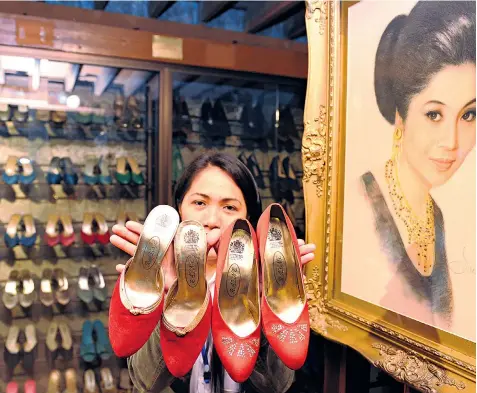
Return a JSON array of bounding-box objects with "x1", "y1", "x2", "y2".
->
[{"x1": 385, "y1": 128, "x2": 435, "y2": 274}]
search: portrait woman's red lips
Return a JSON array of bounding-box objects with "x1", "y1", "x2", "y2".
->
[{"x1": 430, "y1": 157, "x2": 456, "y2": 171}]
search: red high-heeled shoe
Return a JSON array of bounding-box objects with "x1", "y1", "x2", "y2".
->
[
  {"x1": 212, "y1": 219, "x2": 261, "y2": 383},
  {"x1": 160, "y1": 220, "x2": 211, "y2": 377},
  {"x1": 256, "y1": 203, "x2": 309, "y2": 370},
  {"x1": 109, "y1": 205, "x2": 179, "y2": 358}
]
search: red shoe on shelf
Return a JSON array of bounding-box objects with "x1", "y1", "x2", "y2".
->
[
  {"x1": 81, "y1": 213, "x2": 96, "y2": 245},
  {"x1": 59, "y1": 214, "x2": 76, "y2": 247},
  {"x1": 109, "y1": 205, "x2": 179, "y2": 358},
  {"x1": 256, "y1": 203, "x2": 309, "y2": 370},
  {"x1": 45, "y1": 214, "x2": 60, "y2": 247},
  {"x1": 160, "y1": 220, "x2": 211, "y2": 377},
  {"x1": 212, "y1": 219, "x2": 261, "y2": 383},
  {"x1": 6, "y1": 382, "x2": 18, "y2": 393},
  {"x1": 24, "y1": 380, "x2": 36, "y2": 393},
  {"x1": 94, "y1": 212, "x2": 110, "y2": 245}
]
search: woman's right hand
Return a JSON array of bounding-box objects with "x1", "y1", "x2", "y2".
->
[{"x1": 111, "y1": 221, "x2": 143, "y2": 272}]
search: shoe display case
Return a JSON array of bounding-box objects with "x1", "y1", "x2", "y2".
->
[
  {"x1": 0, "y1": 54, "x2": 159, "y2": 392},
  {"x1": 171, "y1": 73, "x2": 306, "y2": 239},
  {"x1": 0, "y1": 48, "x2": 306, "y2": 392}
]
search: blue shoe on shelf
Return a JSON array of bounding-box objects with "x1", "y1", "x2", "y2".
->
[
  {"x1": 98, "y1": 156, "x2": 112, "y2": 185},
  {"x1": 3, "y1": 156, "x2": 19, "y2": 185},
  {"x1": 46, "y1": 157, "x2": 62, "y2": 185},
  {"x1": 4, "y1": 214, "x2": 21, "y2": 248},
  {"x1": 60, "y1": 157, "x2": 78, "y2": 185},
  {"x1": 80, "y1": 320, "x2": 96, "y2": 363},
  {"x1": 83, "y1": 155, "x2": 99, "y2": 185},
  {"x1": 18, "y1": 157, "x2": 36, "y2": 185},
  {"x1": 19, "y1": 214, "x2": 37, "y2": 247},
  {"x1": 92, "y1": 319, "x2": 113, "y2": 360}
]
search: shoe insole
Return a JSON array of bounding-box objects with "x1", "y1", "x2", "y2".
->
[
  {"x1": 65, "y1": 369, "x2": 78, "y2": 393},
  {"x1": 124, "y1": 205, "x2": 179, "y2": 308},
  {"x1": 24, "y1": 324, "x2": 37, "y2": 353},
  {"x1": 46, "y1": 322, "x2": 58, "y2": 352},
  {"x1": 22, "y1": 215, "x2": 36, "y2": 238},
  {"x1": 6, "y1": 214, "x2": 21, "y2": 239},
  {"x1": 84, "y1": 156, "x2": 97, "y2": 177},
  {"x1": 218, "y1": 226, "x2": 259, "y2": 338},
  {"x1": 18, "y1": 157, "x2": 33, "y2": 176},
  {"x1": 60, "y1": 215, "x2": 74, "y2": 237},
  {"x1": 100, "y1": 368, "x2": 114, "y2": 391},
  {"x1": 126, "y1": 157, "x2": 141, "y2": 175},
  {"x1": 82, "y1": 213, "x2": 94, "y2": 236},
  {"x1": 94, "y1": 213, "x2": 108, "y2": 235},
  {"x1": 6, "y1": 326, "x2": 20, "y2": 354},
  {"x1": 47, "y1": 370, "x2": 61, "y2": 393},
  {"x1": 58, "y1": 323, "x2": 72, "y2": 350},
  {"x1": 84, "y1": 370, "x2": 97, "y2": 393},
  {"x1": 116, "y1": 157, "x2": 128, "y2": 175},
  {"x1": 264, "y1": 217, "x2": 304, "y2": 324},
  {"x1": 4, "y1": 156, "x2": 18, "y2": 176},
  {"x1": 46, "y1": 214, "x2": 60, "y2": 238},
  {"x1": 163, "y1": 221, "x2": 207, "y2": 328}
]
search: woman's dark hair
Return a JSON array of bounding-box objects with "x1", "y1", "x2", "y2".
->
[
  {"x1": 375, "y1": 1, "x2": 476, "y2": 124},
  {"x1": 173, "y1": 152, "x2": 262, "y2": 226}
]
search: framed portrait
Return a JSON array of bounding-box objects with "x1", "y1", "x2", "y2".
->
[{"x1": 302, "y1": 1, "x2": 476, "y2": 391}]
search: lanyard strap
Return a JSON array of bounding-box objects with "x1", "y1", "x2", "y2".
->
[{"x1": 201, "y1": 340, "x2": 211, "y2": 384}]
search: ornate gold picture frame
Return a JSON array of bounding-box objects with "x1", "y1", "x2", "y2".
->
[{"x1": 302, "y1": 1, "x2": 476, "y2": 392}]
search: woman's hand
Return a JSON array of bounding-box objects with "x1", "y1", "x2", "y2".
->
[{"x1": 111, "y1": 221, "x2": 316, "y2": 273}]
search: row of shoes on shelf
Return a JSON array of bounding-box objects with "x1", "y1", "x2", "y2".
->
[
  {"x1": 0, "y1": 96, "x2": 143, "y2": 128},
  {"x1": 2, "y1": 156, "x2": 144, "y2": 186},
  {"x1": 4, "y1": 211, "x2": 140, "y2": 249},
  {"x1": 4, "y1": 212, "x2": 110, "y2": 248},
  {"x1": 3, "y1": 265, "x2": 107, "y2": 309},
  {"x1": 173, "y1": 95, "x2": 300, "y2": 146},
  {"x1": 5, "y1": 367, "x2": 130, "y2": 393}
]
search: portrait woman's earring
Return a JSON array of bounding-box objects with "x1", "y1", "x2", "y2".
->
[{"x1": 392, "y1": 128, "x2": 403, "y2": 160}]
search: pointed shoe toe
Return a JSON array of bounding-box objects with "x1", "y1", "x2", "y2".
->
[
  {"x1": 108, "y1": 205, "x2": 179, "y2": 358},
  {"x1": 160, "y1": 220, "x2": 211, "y2": 377},
  {"x1": 257, "y1": 203, "x2": 310, "y2": 370},
  {"x1": 212, "y1": 219, "x2": 261, "y2": 383}
]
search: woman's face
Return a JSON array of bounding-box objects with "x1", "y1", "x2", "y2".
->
[
  {"x1": 400, "y1": 63, "x2": 476, "y2": 188},
  {"x1": 178, "y1": 165, "x2": 248, "y2": 239}
]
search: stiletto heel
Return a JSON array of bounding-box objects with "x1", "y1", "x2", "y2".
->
[
  {"x1": 256, "y1": 203, "x2": 309, "y2": 370},
  {"x1": 109, "y1": 205, "x2": 179, "y2": 357},
  {"x1": 160, "y1": 220, "x2": 211, "y2": 377},
  {"x1": 212, "y1": 219, "x2": 261, "y2": 382}
]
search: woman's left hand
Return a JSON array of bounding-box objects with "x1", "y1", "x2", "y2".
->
[{"x1": 298, "y1": 239, "x2": 316, "y2": 266}]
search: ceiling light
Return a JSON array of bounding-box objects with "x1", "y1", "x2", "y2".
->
[{"x1": 66, "y1": 95, "x2": 80, "y2": 108}]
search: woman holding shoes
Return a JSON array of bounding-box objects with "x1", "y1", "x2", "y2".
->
[{"x1": 109, "y1": 152, "x2": 316, "y2": 393}]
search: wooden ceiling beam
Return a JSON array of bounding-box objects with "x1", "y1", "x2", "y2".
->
[
  {"x1": 246, "y1": 1, "x2": 302, "y2": 34},
  {"x1": 149, "y1": 1, "x2": 175, "y2": 18},
  {"x1": 200, "y1": 1, "x2": 236, "y2": 23},
  {"x1": 285, "y1": 9, "x2": 306, "y2": 39},
  {"x1": 64, "y1": 63, "x2": 81, "y2": 93},
  {"x1": 94, "y1": 66, "x2": 118, "y2": 96}
]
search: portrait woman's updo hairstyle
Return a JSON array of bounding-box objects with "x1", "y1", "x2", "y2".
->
[
  {"x1": 374, "y1": 1, "x2": 476, "y2": 124},
  {"x1": 173, "y1": 152, "x2": 262, "y2": 226}
]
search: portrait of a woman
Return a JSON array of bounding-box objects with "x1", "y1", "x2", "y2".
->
[{"x1": 341, "y1": 0, "x2": 476, "y2": 339}]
